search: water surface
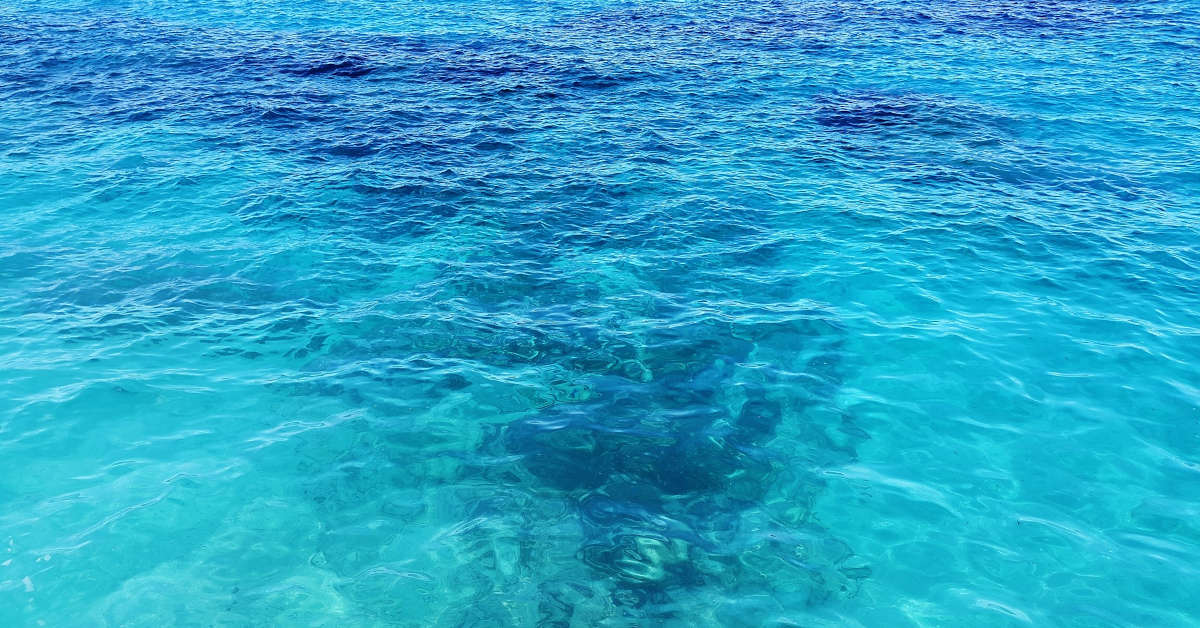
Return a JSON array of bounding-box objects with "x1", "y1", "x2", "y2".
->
[{"x1": 2, "y1": 0, "x2": 1199, "y2": 625}]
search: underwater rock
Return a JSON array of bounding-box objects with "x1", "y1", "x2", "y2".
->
[{"x1": 486, "y1": 306, "x2": 864, "y2": 614}]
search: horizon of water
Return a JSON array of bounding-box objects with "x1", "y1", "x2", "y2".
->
[{"x1": 2, "y1": 0, "x2": 1199, "y2": 625}]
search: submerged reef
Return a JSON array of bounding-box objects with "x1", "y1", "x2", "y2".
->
[
  {"x1": 493, "y1": 311, "x2": 861, "y2": 622},
  {"x1": 286, "y1": 290, "x2": 869, "y2": 623}
]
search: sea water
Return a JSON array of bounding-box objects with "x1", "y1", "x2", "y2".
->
[{"x1": 1, "y1": 0, "x2": 1199, "y2": 625}]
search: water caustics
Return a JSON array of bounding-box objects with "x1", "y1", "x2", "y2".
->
[{"x1": 1, "y1": 0, "x2": 1199, "y2": 626}]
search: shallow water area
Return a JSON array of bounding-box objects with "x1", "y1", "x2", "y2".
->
[{"x1": 2, "y1": 0, "x2": 1200, "y2": 625}]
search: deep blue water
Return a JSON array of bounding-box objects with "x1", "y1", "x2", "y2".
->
[{"x1": 2, "y1": 0, "x2": 1199, "y2": 625}]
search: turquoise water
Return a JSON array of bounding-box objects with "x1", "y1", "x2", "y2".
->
[{"x1": 2, "y1": 0, "x2": 1199, "y2": 624}]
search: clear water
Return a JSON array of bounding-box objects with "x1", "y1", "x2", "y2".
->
[{"x1": 2, "y1": 0, "x2": 1199, "y2": 625}]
